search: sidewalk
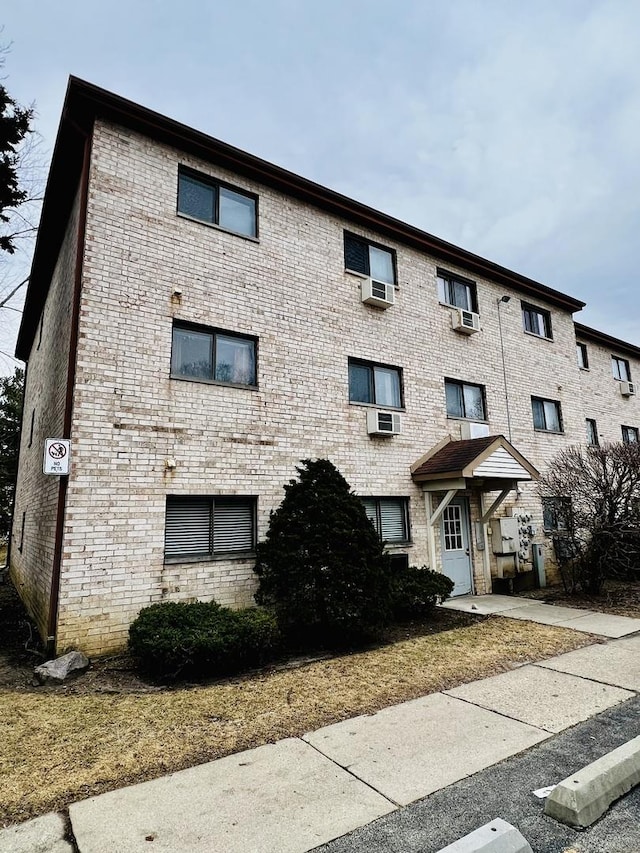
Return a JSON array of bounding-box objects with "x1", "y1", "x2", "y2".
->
[{"x1": 2, "y1": 603, "x2": 640, "y2": 853}]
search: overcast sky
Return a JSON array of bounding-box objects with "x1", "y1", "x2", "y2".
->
[{"x1": 1, "y1": 0, "x2": 639, "y2": 374}]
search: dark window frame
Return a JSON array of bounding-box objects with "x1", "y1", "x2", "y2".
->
[
  {"x1": 622, "y1": 425, "x2": 639, "y2": 444},
  {"x1": 344, "y1": 231, "x2": 397, "y2": 287},
  {"x1": 444, "y1": 378, "x2": 487, "y2": 421},
  {"x1": 612, "y1": 356, "x2": 631, "y2": 382},
  {"x1": 177, "y1": 166, "x2": 259, "y2": 239},
  {"x1": 522, "y1": 301, "x2": 553, "y2": 339},
  {"x1": 436, "y1": 269, "x2": 478, "y2": 313},
  {"x1": 542, "y1": 497, "x2": 572, "y2": 532},
  {"x1": 348, "y1": 357, "x2": 404, "y2": 409},
  {"x1": 531, "y1": 396, "x2": 564, "y2": 433},
  {"x1": 164, "y1": 495, "x2": 257, "y2": 563},
  {"x1": 586, "y1": 418, "x2": 599, "y2": 446},
  {"x1": 28, "y1": 409, "x2": 35, "y2": 449},
  {"x1": 170, "y1": 320, "x2": 258, "y2": 389},
  {"x1": 361, "y1": 496, "x2": 411, "y2": 545},
  {"x1": 577, "y1": 342, "x2": 589, "y2": 370}
]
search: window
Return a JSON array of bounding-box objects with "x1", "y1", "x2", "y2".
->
[
  {"x1": 532, "y1": 397, "x2": 563, "y2": 432},
  {"x1": 612, "y1": 356, "x2": 631, "y2": 382},
  {"x1": 577, "y1": 343, "x2": 589, "y2": 370},
  {"x1": 622, "y1": 425, "x2": 639, "y2": 444},
  {"x1": 362, "y1": 497, "x2": 410, "y2": 543},
  {"x1": 348, "y1": 359, "x2": 402, "y2": 408},
  {"x1": 28, "y1": 409, "x2": 35, "y2": 448},
  {"x1": 344, "y1": 233, "x2": 396, "y2": 285},
  {"x1": 177, "y1": 168, "x2": 257, "y2": 238},
  {"x1": 445, "y1": 379, "x2": 486, "y2": 420},
  {"x1": 171, "y1": 323, "x2": 257, "y2": 387},
  {"x1": 586, "y1": 418, "x2": 599, "y2": 446},
  {"x1": 522, "y1": 302, "x2": 552, "y2": 339},
  {"x1": 437, "y1": 270, "x2": 477, "y2": 312},
  {"x1": 18, "y1": 511, "x2": 26, "y2": 552},
  {"x1": 542, "y1": 497, "x2": 571, "y2": 532},
  {"x1": 165, "y1": 496, "x2": 256, "y2": 560}
]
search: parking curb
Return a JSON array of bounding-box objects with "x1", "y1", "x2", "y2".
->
[
  {"x1": 544, "y1": 734, "x2": 640, "y2": 827},
  {"x1": 436, "y1": 818, "x2": 533, "y2": 852}
]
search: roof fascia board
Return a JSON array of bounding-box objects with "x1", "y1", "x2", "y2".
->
[{"x1": 574, "y1": 322, "x2": 640, "y2": 360}]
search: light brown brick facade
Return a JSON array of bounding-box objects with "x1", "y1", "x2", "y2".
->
[{"x1": 10, "y1": 81, "x2": 640, "y2": 655}]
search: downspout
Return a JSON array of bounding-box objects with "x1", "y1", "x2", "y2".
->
[{"x1": 46, "y1": 127, "x2": 93, "y2": 654}]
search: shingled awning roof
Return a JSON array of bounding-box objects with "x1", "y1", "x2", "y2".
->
[{"x1": 411, "y1": 435, "x2": 539, "y2": 483}]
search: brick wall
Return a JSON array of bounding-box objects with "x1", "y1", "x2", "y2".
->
[
  {"x1": 10, "y1": 186, "x2": 81, "y2": 640},
  {"x1": 44, "y1": 120, "x2": 593, "y2": 654}
]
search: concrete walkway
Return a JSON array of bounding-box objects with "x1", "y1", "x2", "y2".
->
[
  {"x1": 439, "y1": 593, "x2": 640, "y2": 637},
  {"x1": 2, "y1": 605, "x2": 640, "y2": 853}
]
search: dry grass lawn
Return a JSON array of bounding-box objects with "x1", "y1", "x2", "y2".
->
[{"x1": 0, "y1": 616, "x2": 593, "y2": 826}]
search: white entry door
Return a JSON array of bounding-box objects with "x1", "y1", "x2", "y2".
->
[{"x1": 440, "y1": 498, "x2": 473, "y2": 596}]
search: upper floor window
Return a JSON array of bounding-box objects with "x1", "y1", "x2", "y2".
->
[
  {"x1": 344, "y1": 233, "x2": 396, "y2": 285},
  {"x1": 577, "y1": 343, "x2": 589, "y2": 370},
  {"x1": 622, "y1": 425, "x2": 639, "y2": 444},
  {"x1": 445, "y1": 379, "x2": 486, "y2": 420},
  {"x1": 586, "y1": 418, "x2": 599, "y2": 446},
  {"x1": 165, "y1": 496, "x2": 256, "y2": 561},
  {"x1": 362, "y1": 497, "x2": 410, "y2": 543},
  {"x1": 348, "y1": 358, "x2": 402, "y2": 408},
  {"x1": 522, "y1": 302, "x2": 552, "y2": 339},
  {"x1": 177, "y1": 168, "x2": 257, "y2": 238},
  {"x1": 532, "y1": 396, "x2": 563, "y2": 433},
  {"x1": 612, "y1": 356, "x2": 631, "y2": 382},
  {"x1": 171, "y1": 322, "x2": 257, "y2": 387},
  {"x1": 437, "y1": 270, "x2": 478, "y2": 312}
]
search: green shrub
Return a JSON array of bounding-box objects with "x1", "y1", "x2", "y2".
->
[
  {"x1": 254, "y1": 459, "x2": 393, "y2": 647},
  {"x1": 391, "y1": 565, "x2": 454, "y2": 620},
  {"x1": 128, "y1": 600, "x2": 280, "y2": 680}
]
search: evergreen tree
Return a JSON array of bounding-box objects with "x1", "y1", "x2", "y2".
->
[
  {"x1": 0, "y1": 82, "x2": 32, "y2": 254},
  {"x1": 0, "y1": 366, "x2": 23, "y2": 540},
  {"x1": 254, "y1": 459, "x2": 392, "y2": 646}
]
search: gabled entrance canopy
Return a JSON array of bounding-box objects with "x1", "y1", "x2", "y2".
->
[
  {"x1": 411, "y1": 434, "x2": 539, "y2": 489},
  {"x1": 411, "y1": 435, "x2": 540, "y2": 594}
]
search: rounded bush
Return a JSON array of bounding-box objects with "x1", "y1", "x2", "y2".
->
[
  {"x1": 391, "y1": 565, "x2": 454, "y2": 620},
  {"x1": 128, "y1": 600, "x2": 280, "y2": 680}
]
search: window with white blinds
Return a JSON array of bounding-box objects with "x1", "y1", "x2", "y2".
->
[
  {"x1": 165, "y1": 497, "x2": 255, "y2": 559},
  {"x1": 361, "y1": 497, "x2": 409, "y2": 543}
]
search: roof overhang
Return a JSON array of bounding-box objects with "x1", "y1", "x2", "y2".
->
[
  {"x1": 411, "y1": 435, "x2": 540, "y2": 486},
  {"x1": 16, "y1": 77, "x2": 586, "y2": 361}
]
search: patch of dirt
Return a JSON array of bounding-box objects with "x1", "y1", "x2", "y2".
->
[{"x1": 519, "y1": 578, "x2": 640, "y2": 618}]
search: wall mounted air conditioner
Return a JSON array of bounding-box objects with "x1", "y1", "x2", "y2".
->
[
  {"x1": 620, "y1": 381, "x2": 636, "y2": 397},
  {"x1": 460, "y1": 421, "x2": 490, "y2": 440},
  {"x1": 451, "y1": 308, "x2": 480, "y2": 334},
  {"x1": 361, "y1": 278, "x2": 395, "y2": 309},
  {"x1": 367, "y1": 410, "x2": 402, "y2": 436}
]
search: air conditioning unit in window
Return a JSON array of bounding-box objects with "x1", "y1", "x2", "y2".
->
[
  {"x1": 452, "y1": 308, "x2": 480, "y2": 334},
  {"x1": 361, "y1": 278, "x2": 395, "y2": 309},
  {"x1": 367, "y1": 410, "x2": 402, "y2": 436},
  {"x1": 460, "y1": 421, "x2": 490, "y2": 440},
  {"x1": 620, "y1": 381, "x2": 636, "y2": 397}
]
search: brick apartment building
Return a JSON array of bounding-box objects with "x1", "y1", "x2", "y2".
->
[{"x1": 9, "y1": 78, "x2": 640, "y2": 656}]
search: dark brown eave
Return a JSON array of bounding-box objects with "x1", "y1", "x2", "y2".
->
[
  {"x1": 574, "y1": 322, "x2": 640, "y2": 360},
  {"x1": 17, "y1": 77, "x2": 586, "y2": 359}
]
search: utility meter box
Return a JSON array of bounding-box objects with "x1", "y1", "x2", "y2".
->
[{"x1": 490, "y1": 517, "x2": 519, "y2": 554}]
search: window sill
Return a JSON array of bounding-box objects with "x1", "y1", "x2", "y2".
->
[
  {"x1": 177, "y1": 211, "x2": 259, "y2": 243},
  {"x1": 384, "y1": 541, "x2": 413, "y2": 550},
  {"x1": 446, "y1": 416, "x2": 489, "y2": 423},
  {"x1": 349, "y1": 401, "x2": 405, "y2": 411},
  {"x1": 345, "y1": 268, "x2": 398, "y2": 289},
  {"x1": 170, "y1": 374, "x2": 259, "y2": 391},
  {"x1": 439, "y1": 300, "x2": 478, "y2": 315},
  {"x1": 579, "y1": 366, "x2": 590, "y2": 372},
  {"x1": 164, "y1": 551, "x2": 256, "y2": 565},
  {"x1": 523, "y1": 331, "x2": 554, "y2": 342},
  {"x1": 533, "y1": 428, "x2": 564, "y2": 435}
]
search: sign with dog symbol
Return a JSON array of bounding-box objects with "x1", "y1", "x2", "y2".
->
[{"x1": 43, "y1": 438, "x2": 71, "y2": 475}]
